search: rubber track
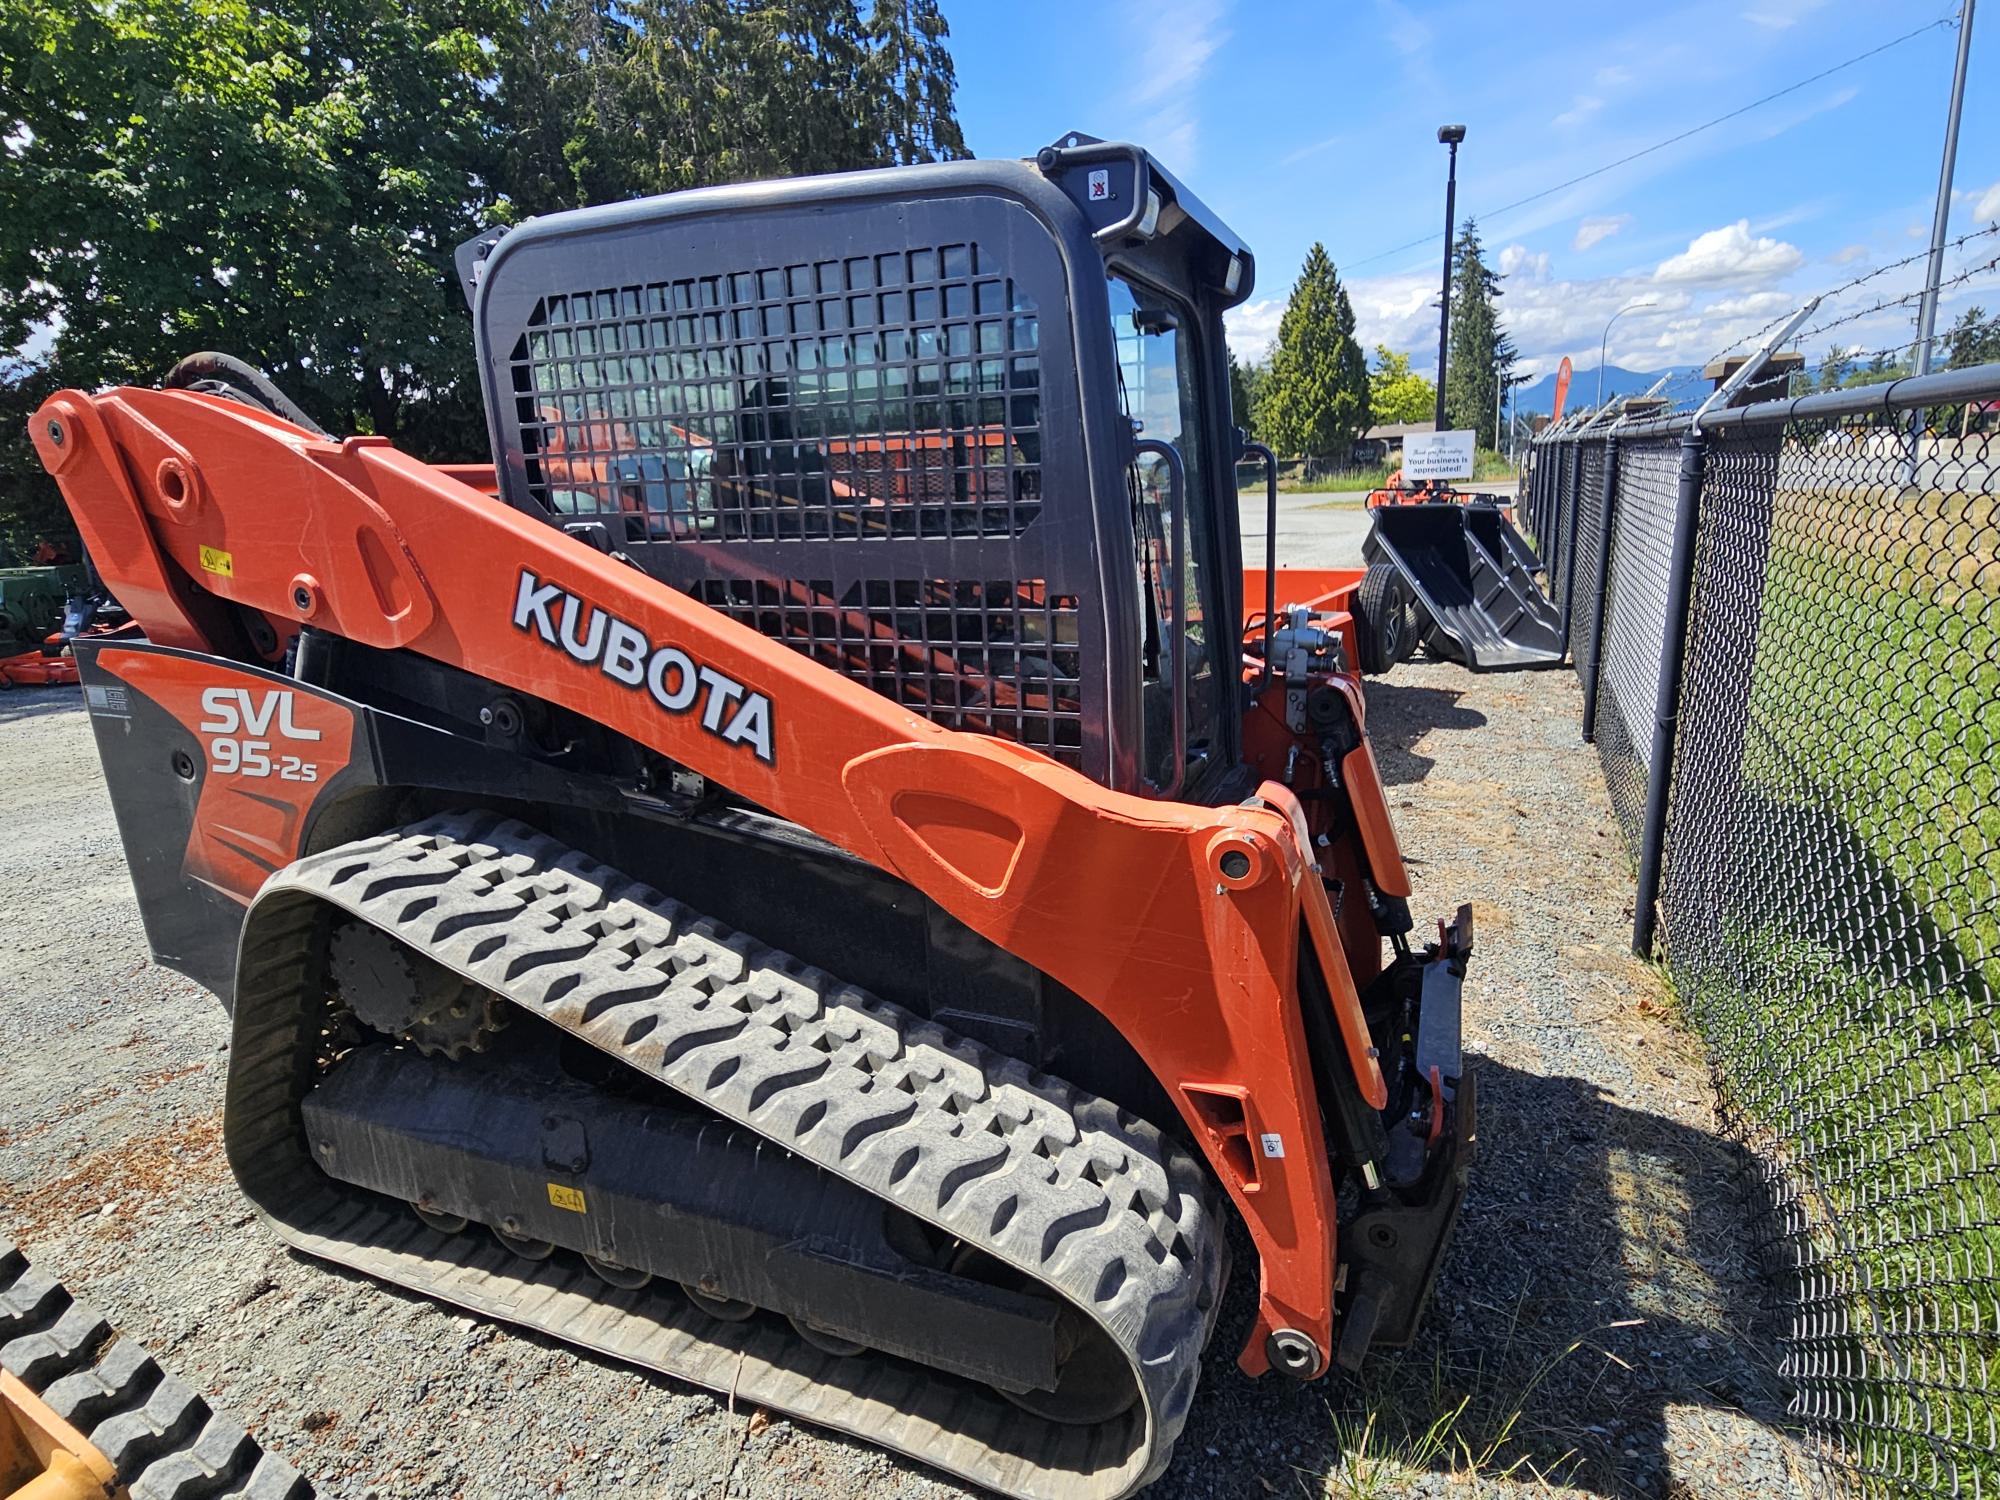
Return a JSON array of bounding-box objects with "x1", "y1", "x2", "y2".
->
[
  {"x1": 0, "y1": 1237, "x2": 313, "y2": 1499},
  {"x1": 226, "y1": 811, "x2": 1227, "y2": 1500}
]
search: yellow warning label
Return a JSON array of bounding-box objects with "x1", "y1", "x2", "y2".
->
[
  {"x1": 547, "y1": 1183, "x2": 586, "y2": 1213},
  {"x1": 198, "y1": 544, "x2": 234, "y2": 578}
]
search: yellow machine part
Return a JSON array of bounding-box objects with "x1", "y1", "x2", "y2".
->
[{"x1": 0, "y1": 1370, "x2": 117, "y2": 1500}]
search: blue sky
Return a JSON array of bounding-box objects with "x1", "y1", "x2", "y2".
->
[{"x1": 948, "y1": 0, "x2": 1999, "y2": 383}]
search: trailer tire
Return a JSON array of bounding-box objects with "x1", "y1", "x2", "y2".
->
[{"x1": 1353, "y1": 563, "x2": 1415, "y2": 674}]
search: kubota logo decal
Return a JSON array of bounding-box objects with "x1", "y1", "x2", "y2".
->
[{"x1": 512, "y1": 570, "x2": 775, "y2": 765}]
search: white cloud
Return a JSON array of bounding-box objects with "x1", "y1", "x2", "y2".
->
[
  {"x1": 1755, "y1": 85, "x2": 1856, "y2": 142},
  {"x1": 1653, "y1": 221, "x2": 1803, "y2": 284},
  {"x1": 1280, "y1": 133, "x2": 1346, "y2": 168},
  {"x1": 1498, "y1": 244, "x2": 1550, "y2": 281},
  {"x1": 1324, "y1": 214, "x2": 2000, "y2": 391},
  {"x1": 1224, "y1": 299, "x2": 1284, "y2": 360},
  {"x1": 1704, "y1": 290, "x2": 1794, "y2": 320},
  {"x1": 1373, "y1": 0, "x2": 1433, "y2": 59},
  {"x1": 1974, "y1": 181, "x2": 2000, "y2": 224},
  {"x1": 1125, "y1": 0, "x2": 1230, "y2": 169},
  {"x1": 1553, "y1": 96, "x2": 1603, "y2": 129},
  {"x1": 1345, "y1": 270, "x2": 1449, "y2": 367},
  {"x1": 1573, "y1": 215, "x2": 1632, "y2": 252},
  {"x1": 1830, "y1": 243, "x2": 1869, "y2": 265},
  {"x1": 1751, "y1": 198, "x2": 1833, "y2": 235}
]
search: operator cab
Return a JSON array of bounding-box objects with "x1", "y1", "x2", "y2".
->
[{"x1": 460, "y1": 132, "x2": 1257, "y2": 802}]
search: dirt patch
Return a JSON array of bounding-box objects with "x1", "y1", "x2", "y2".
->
[{"x1": 1, "y1": 1113, "x2": 226, "y2": 1244}]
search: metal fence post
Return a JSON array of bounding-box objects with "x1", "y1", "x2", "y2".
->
[
  {"x1": 1578, "y1": 433, "x2": 1621, "y2": 743},
  {"x1": 1631, "y1": 426, "x2": 1706, "y2": 956},
  {"x1": 1557, "y1": 440, "x2": 1586, "y2": 650}
]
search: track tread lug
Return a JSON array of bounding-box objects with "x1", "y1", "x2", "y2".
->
[
  {"x1": 42, "y1": 1334, "x2": 161, "y2": 1427},
  {"x1": 92, "y1": 1370, "x2": 211, "y2": 1474},
  {"x1": 126, "y1": 1413, "x2": 256, "y2": 1500},
  {"x1": 0, "y1": 1302, "x2": 112, "y2": 1386}
]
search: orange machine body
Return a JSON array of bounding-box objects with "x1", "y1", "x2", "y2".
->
[{"x1": 29, "y1": 385, "x2": 1430, "y2": 1373}]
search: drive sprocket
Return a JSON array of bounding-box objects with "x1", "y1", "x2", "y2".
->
[{"x1": 326, "y1": 919, "x2": 507, "y2": 1059}]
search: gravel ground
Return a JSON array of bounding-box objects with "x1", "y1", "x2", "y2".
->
[{"x1": 0, "y1": 664, "x2": 1819, "y2": 1500}]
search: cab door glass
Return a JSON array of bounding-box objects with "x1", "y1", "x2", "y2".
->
[{"x1": 1108, "y1": 275, "x2": 1217, "y2": 789}]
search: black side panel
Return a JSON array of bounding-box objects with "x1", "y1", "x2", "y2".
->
[
  {"x1": 75, "y1": 645, "x2": 257, "y2": 999},
  {"x1": 77, "y1": 636, "x2": 1167, "y2": 1123}
]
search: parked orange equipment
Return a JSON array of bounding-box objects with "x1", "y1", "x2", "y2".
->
[{"x1": 28, "y1": 135, "x2": 1474, "y2": 1500}]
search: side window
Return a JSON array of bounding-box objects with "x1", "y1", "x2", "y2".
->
[{"x1": 1108, "y1": 275, "x2": 1217, "y2": 789}]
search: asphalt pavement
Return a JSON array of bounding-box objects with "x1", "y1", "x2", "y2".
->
[{"x1": 1235, "y1": 488, "x2": 1373, "y2": 570}]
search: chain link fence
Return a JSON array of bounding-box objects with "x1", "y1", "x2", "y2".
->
[{"x1": 1522, "y1": 365, "x2": 2000, "y2": 1498}]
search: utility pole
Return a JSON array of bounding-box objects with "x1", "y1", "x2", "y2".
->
[
  {"x1": 1915, "y1": 0, "x2": 1976, "y2": 376},
  {"x1": 1434, "y1": 125, "x2": 1466, "y2": 432}
]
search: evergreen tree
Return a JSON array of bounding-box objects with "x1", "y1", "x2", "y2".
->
[
  {"x1": 0, "y1": 0, "x2": 971, "y2": 552},
  {"x1": 1944, "y1": 306, "x2": 2000, "y2": 369},
  {"x1": 1228, "y1": 350, "x2": 1267, "y2": 439},
  {"x1": 1815, "y1": 345, "x2": 1856, "y2": 391},
  {"x1": 1255, "y1": 243, "x2": 1369, "y2": 458},
  {"x1": 1443, "y1": 220, "x2": 1515, "y2": 447},
  {"x1": 501, "y1": 0, "x2": 967, "y2": 215},
  {"x1": 1368, "y1": 345, "x2": 1435, "y2": 425}
]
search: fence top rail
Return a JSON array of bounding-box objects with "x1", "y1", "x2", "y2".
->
[
  {"x1": 1696, "y1": 358, "x2": 2000, "y2": 431},
  {"x1": 1524, "y1": 359, "x2": 2000, "y2": 447}
]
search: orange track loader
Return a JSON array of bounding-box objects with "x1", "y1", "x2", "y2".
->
[{"x1": 28, "y1": 133, "x2": 1474, "y2": 1499}]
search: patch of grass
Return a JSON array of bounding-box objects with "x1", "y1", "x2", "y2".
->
[
  {"x1": 1305, "y1": 1314, "x2": 1641, "y2": 1496},
  {"x1": 1659, "y1": 455, "x2": 2000, "y2": 1491},
  {"x1": 1238, "y1": 448, "x2": 1520, "y2": 497}
]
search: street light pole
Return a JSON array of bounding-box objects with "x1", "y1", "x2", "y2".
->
[
  {"x1": 1434, "y1": 125, "x2": 1466, "y2": 432},
  {"x1": 1597, "y1": 299, "x2": 1657, "y2": 409},
  {"x1": 1914, "y1": 0, "x2": 1976, "y2": 376}
]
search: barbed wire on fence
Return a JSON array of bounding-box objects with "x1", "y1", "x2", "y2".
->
[
  {"x1": 1790, "y1": 248, "x2": 2000, "y2": 349},
  {"x1": 1692, "y1": 221, "x2": 2000, "y2": 377}
]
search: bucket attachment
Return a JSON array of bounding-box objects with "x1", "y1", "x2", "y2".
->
[{"x1": 1361, "y1": 503, "x2": 1564, "y2": 671}]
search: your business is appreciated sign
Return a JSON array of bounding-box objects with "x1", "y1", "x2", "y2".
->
[{"x1": 1401, "y1": 429, "x2": 1476, "y2": 482}]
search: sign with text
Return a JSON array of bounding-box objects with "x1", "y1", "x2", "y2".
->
[{"x1": 1401, "y1": 429, "x2": 1476, "y2": 481}]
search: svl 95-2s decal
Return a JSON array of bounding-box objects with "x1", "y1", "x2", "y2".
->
[
  {"x1": 197, "y1": 686, "x2": 324, "y2": 781},
  {"x1": 95, "y1": 649, "x2": 358, "y2": 902}
]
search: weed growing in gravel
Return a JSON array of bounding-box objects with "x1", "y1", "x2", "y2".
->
[{"x1": 1303, "y1": 1315, "x2": 1663, "y2": 1495}]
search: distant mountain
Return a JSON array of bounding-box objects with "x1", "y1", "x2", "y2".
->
[{"x1": 1512, "y1": 363, "x2": 1690, "y2": 415}]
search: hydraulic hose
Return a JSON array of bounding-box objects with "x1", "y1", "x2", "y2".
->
[{"x1": 163, "y1": 351, "x2": 331, "y2": 438}]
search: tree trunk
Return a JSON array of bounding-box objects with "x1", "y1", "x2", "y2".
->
[{"x1": 361, "y1": 365, "x2": 400, "y2": 439}]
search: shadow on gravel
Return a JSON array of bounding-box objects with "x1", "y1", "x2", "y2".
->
[
  {"x1": 0, "y1": 688, "x2": 84, "y2": 726},
  {"x1": 1168, "y1": 1057, "x2": 1802, "y2": 1500},
  {"x1": 246, "y1": 1058, "x2": 1803, "y2": 1500},
  {"x1": 1362, "y1": 680, "x2": 1490, "y2": 788}
]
